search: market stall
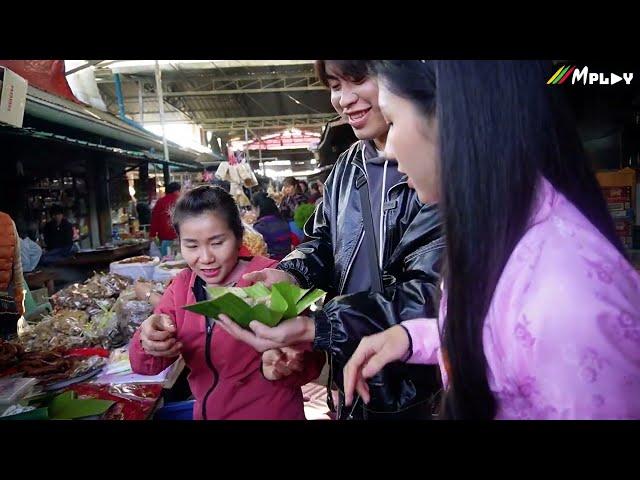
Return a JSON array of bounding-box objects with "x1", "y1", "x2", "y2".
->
[
  {"x1": 0, "y1": 262, "x2": 181, "y2": 420},
  {"x1": 1, "y1": 241, "x2": 301, "y2": 420}
]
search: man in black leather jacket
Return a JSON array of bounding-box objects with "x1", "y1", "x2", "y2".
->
[{"x1": 217, "y1": 61, "x2": 444, "y2": 419}]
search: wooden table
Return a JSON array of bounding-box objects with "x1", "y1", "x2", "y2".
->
[
  {"x1": 25, "y1": 270, "x2": 57, "y2": 295},
  {"x1": 53, "y1": 242, "x2": 151, "y2": 268}
]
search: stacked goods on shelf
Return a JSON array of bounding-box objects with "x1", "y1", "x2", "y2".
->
[
  {"x1": 602, "y1": 186, "x2": 634, "y2": 249},
  {"x1": 596, "y1": 168, "x2": 637, "y2": 250}
]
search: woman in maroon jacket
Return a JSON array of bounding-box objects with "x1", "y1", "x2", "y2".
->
[{"x1": 130, "y1": 186, "x2": 324, "y2": 420}]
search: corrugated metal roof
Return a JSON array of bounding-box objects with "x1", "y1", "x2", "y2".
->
[
  {"x1": 95, "y1": 61, "x2": 335, "y2": 138},
  {"x1": 24, "y1": 85, "x2": 212, "y2": 168},
  {"x1": 0, "y1": 123, "x2": 203, "y2": 170}
]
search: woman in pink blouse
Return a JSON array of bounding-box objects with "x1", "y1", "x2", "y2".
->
[{"x1": 343, "y1": 61, "x2": 640, "y2": 419}]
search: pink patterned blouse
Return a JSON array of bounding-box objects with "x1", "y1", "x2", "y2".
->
[{"x1": 402, "y1": 177, "x2": 640, "y2": 419}]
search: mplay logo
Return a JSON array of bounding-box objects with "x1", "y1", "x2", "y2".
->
[{"x1": 547, "y1": 65, "x2": 634, "y2": 86}]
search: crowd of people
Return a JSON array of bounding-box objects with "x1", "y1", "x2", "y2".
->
[
  {"x1": 141, "y1": 60, "x2": 640, "y2": 420},
  {"x1": 138, "y1": 60, "x2": 640, "y2": 420},
  {"x1": 2, "y1": 60, "x2": 639, "y2": 420}
]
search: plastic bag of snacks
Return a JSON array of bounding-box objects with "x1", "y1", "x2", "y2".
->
[
  {"x1": 85, "y1": 309, "x2": 124, "y2": 349},
  {"x1": 229, "y1": 182, "x2": 250, "y2": 207},
  {"x1": 18, "y1": 310, "x2": 90, "y2": 352},
  {"x1": 242, "y1": 224, "x2": 268, "y2": 256},
  {"x1": 237, "y1": 162, "x2": 258, "y2": 188},
  {"x1": 115, "y1": 300, "x2": 153, "y2": 340},
  {"x1": 51, "y1": 272, "x2": 131, "y2": 311},
  {"x1": 85, "y1": 272, "x2": 131, "y2": 297},
  {"x1": 215, "y1": 162, "x2": 230, "y2": 181}
]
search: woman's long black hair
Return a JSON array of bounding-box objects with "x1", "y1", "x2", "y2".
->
[{"x1": 372, "y1": 60, "x2": 625, "y2": 419}]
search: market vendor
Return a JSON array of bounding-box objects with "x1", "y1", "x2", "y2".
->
[
  {"x1": 39, "y1": 205, "x2": 76, "y2": 266},
  {"x1": 150, "y1": 182, "x2": 181, "y2": 257},
  {"x1": 129, "y1": 186, "x2": 325, "y2": 420}
]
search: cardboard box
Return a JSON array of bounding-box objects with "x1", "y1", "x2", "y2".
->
[
  {"x1": 598, "y1": 170, "x2": 637, "y2": 228},
  {"x1": 0, "y1": 67, "x2": 28, "y2": 128},
  {"x1": 596, "y1": 168, "x2": 636, "y2": 188}
]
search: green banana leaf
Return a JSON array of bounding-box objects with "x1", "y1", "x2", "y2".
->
[
  {"x1": 208, "y1": 286, "x2": 247, "y2": 300},
  {"x1": 272, "y1": 282, "x2": 309, "y2": 318},
  {"x1": 47, "y1": 391, "x2": 114, "y2": 420},
  {"x1": 182, "y1": 282, "x2": 326, "y2": 329},
  {"x1": 0, "y1": 407, "x2": 49, "y2": 420},
  {"x1": 243, "y1": 283, "x2": 271, "y2": 299},
  {"x1": 296, "y1": 288, "x2": 327, "y2": 315}
]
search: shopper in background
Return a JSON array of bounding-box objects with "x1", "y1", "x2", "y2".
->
[
  {"x1": 279, "y1": 177, "x2": 307, "y2": 222},
  {"x1": 130, "y1": 186, "x2": 324, "y2": 419},
  {"x1": 250, "y1": 192, "x2": 292, "y2": 261},
  {"x1": 216, "y1": 60, "x2": 444, "y2": 420},
  {"x1": 150, "y1": 182, "x2": 182, "y2": 257},
  {"x1": 39, "y1": 205, "x2": 75, "y2": 266},
  {"x1": 341, "y1": 60, "x2": 640, "y2": 420},
  {"x1": 16, "y1": 221, "x2": 42, "y2": 273},
  {"x1": 279, "y1": 176, "x2": 307, "y2": 242},
  {"x1": 307, "y1": 182, "x2": 322, "y2": 204},
  {"x1": 298, "y1": 180, "x2": 310, "y2": 199},
  {"x1": 136, "y1": 200, "x2": 152, "y2": 228},
  {"x1": 0, "y1": 211, "x2": 25, "y2": 338}
]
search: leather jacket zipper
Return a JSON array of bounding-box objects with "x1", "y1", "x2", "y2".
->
[
  {"x1": 338, "y1": 228, "x2": 364, "y2": 295},
  {"x1": 380, "y1": 180, "x2": 408, "y2": 267}
]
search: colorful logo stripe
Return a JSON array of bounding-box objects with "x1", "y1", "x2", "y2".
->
[
  {"x1": 547, "y1": 65, "x2": 576, "y2": 85},
  {"x1": 557, "y1": 66, "x2": 576, "y2": 84},
  {"x1": 547, "y1": 66, "x2": 566, "y2": 84}
]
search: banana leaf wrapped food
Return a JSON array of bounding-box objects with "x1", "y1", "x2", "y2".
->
[{"x1": 183, "y1": 282, "x2": 326, "y2": 329}]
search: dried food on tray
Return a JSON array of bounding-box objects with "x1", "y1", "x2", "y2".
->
[
  {"x1": 9, "y1": 351, "x2": 106, "y2": 388},
  {"x1": 86, "y1": 272, "x2": 132, "y2": 296},
  {"x1": 116, "y1": 255, "x2": 155, "y2": 265},
  {"x1": 18, "y1": 306, "x2": 125, "y2": 352},
  {"x1": 18, "y1": 310, "x2": 90, "y2": 352},
  {"x1": 51, "y1": 272, "x2": 131, "y2": 310},
  {"x1": 0, "y1": 340, "x2": 23, "y2": 371},
  {"x1": 159, "y1": 260, "x2": 188, "y2": 271},
  {"x1": 85, "y1": 310, "x2": 125, "y2": 349}
]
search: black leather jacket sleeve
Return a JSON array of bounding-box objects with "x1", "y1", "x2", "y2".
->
[
  {"x1": 276, "y1": 170, "x2": 337, "y2": 293},
  {"x1": 312, "y1": 237, "x2": 443, "y2": 365}
]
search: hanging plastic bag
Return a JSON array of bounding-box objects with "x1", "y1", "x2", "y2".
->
[
  {"x1": 229, "y1": 183, "x2": 250, "y2": 207},
  {"x1": 227, "y1": 164, "x2": 242, "y2": 185},
  {"x1": 242, "y1": 223, "x2": 268, "y2": 256},
  {"x1": 215, "y1": 162, "x2": 230, "y2": 182},
  {"x1": 237, "y1": 162, "x2": 258, "y2": 188}
]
